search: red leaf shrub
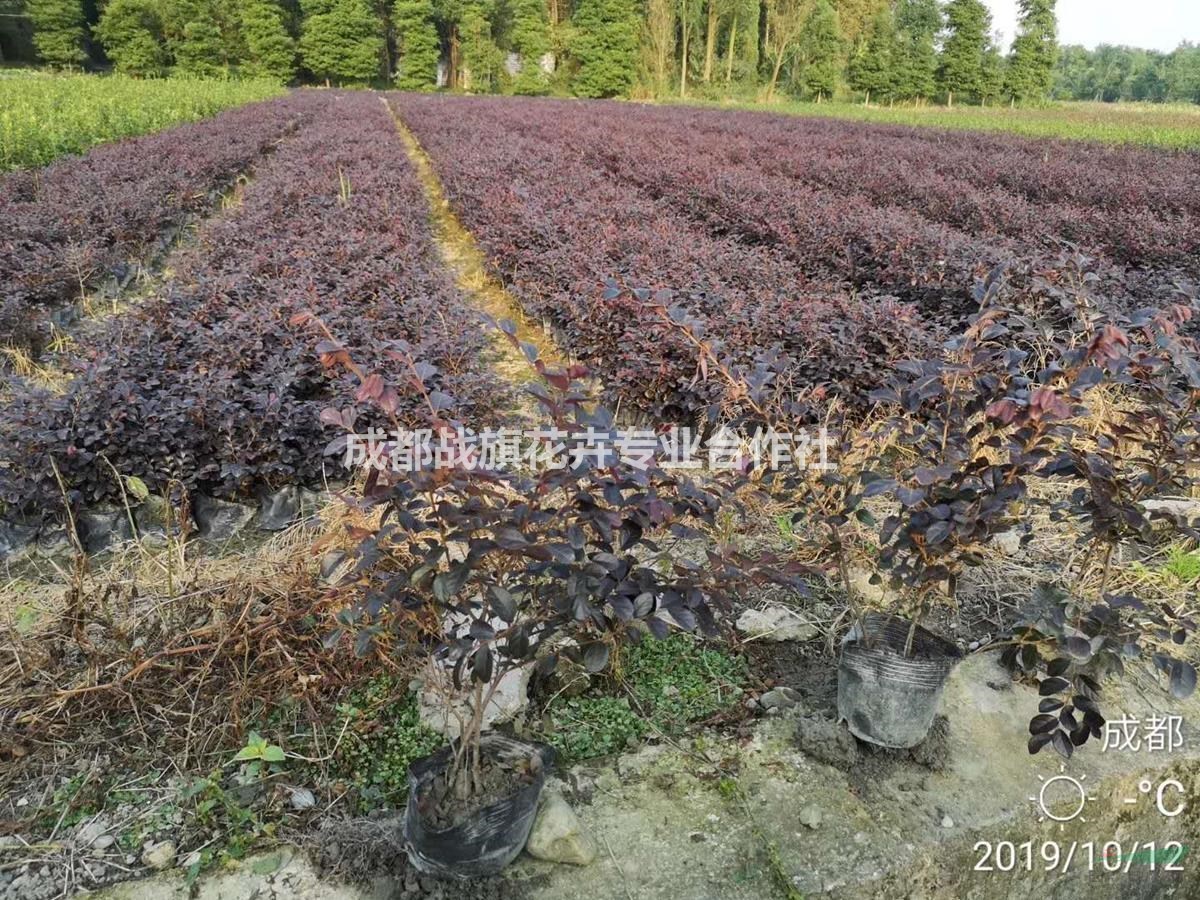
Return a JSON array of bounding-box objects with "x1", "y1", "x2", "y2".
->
[
  {"x1": 389, "y1": 93, "x2": 933, "y2": 422},
  {"x1": 0, "y1": 93, "x2": 509, "y2": 514},
  {"x1": 0, "y1": 92, "x2": 330, "y2": 356}
]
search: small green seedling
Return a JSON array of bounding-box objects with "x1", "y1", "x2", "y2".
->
[{"x1": 232, "y1": 732, "x2": 286, "y2": 779}]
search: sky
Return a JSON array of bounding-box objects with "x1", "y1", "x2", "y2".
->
[{"x1": 983, "y1": 0, "x2": 1200, "y2": 53}]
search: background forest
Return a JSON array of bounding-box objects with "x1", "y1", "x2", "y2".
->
[{"x1": 1, "y1": 0, "x2": 1198, "y2": 105}]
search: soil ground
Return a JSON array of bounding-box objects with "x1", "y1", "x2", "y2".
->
[{"x1": 79, "y1": 652, "x2": 1199, "y2": 900}]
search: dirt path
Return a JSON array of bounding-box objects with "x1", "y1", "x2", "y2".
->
[
  {"x1": 383, "y1": 97, "x2": 567, "y2": 398},
  {"x1": 81, "y1": 653, "x2": 1200, "y2": 900}
]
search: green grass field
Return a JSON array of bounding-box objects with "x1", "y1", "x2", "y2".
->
[
  {"x1": 681, "y1": 98, "x2": 1200, "y2": 151},
  {"x1": 0, "y1": 72, "x2": 286, "y2": 172}
]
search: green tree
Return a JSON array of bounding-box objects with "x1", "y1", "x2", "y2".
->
[
  {"x1": 721, "y1": 0, "x2": 759, "y2": 86},
  {"x1": 847, "y1": 5, "x2": 896, "y2": 103},
  {"x1": 394, "y1": 0, "x2": 439, "y2": 88},
  {"x1": 893, "y1": 0, "x2": 940, "y2": 101},
  {"x1": 570, "y1": 0, "x2": 639, "y2": 98},
  {"x1": 28, "y1": 0, "x2": 87, "y2": 67},
  {"x1": 300, "y1": 0, "x2": 384, "y2": 83},
  {"x1": 762, "y1": 0, "x2": 811, "y2": 101},
  {"x1": 939, "y1": 0, "x2": 989, "y2": 105},
  {"x1": 979, "y1": 32, "x2": 1004, "y2": 104},
  {"x1": 796, "y1": 0, "x2": 841, "y2": 100},
  {"x1": 1006, "y1": 0, "x2": 1057, "y2": 102},
  {"x1": 1051, "y1": 42, "x2": 1092, "y2": 99},
  {"x1": 172, "y1": 8, "x2": 226, "y2": 75},
  {"x1": 509, "y1": 0, "x2": 551, "y2": 93},
  {"x1": 677, "y1": 0, "x2": 704, "y2": 96},
  {"x1": 1125, "y1": 51, "x2": 1167, "y2": 101},
  {"x1": 95, "y1": 0, "x2": 169, "y2": 76},
  {"x1": 240, "y1": 0, "x2": 296, "y2": 82},
  {"x1": 833, "y1": 0, "x2": 888, "y2": 49},
  {"x1": 458, "y1": 0, "x2": 500, "y2": 91},
  {"x1": 1165, "y1": 43, "x2": 1200, "y2": 103},
  {"x1": 640, "y1": 0, "x2": 676, "y2": 94}
]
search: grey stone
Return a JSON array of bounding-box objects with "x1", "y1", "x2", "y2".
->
[
  {"x1": 760, "y1": 687, "x2": 803, "y2": 710},
  {"x1": 193, "y1": 495, "x2": 255, "y2": 542},
  {"x1": 300, "y1": 489, "x2": 329, "y2": 518},
  {"x1": 525, "y1": 792, "x2": 597, "y2": 866},
  {"x1": 320, "y1": 550, "x2": 349, "y2": 585},
  {"x1": 799, "y1": 804, "x2": 823, "y2": 829},
  {"x1": 418, "y1": 662, "x2": 532, "y2": 739},
  {"x1": 1143, "y1": 498, "x2": 1200, "y2": 524},
  {"x1": 141, "y1": 840, "x2": 177, "y2": 870},
  {"x1": 594, "y1": 770, "x2": 621, "y2": 793},
  {"x1": 542, "y1": 655, "x2": 592, "y2": 699},
  {"x1": 289, "y1": 787, "x2": 316, "y2": 811},
  {"x1": 0, "y1": 519, "x2": 39, "y2": 561},
  {"x1": 940, "y1": 814, "x2": 955, "y2": 829},
  {"x1": 734, "y1": 604, "x2": 818, "y2": 642},
  {"x1": 35, "y1": 524, "x2": 73, "y2": 558},
  {"x1": 136, "y1": 495, "x2": 186, "y2": 545},
  {"x1": 77, "y1": 506, "x2": 135, "y2": 553},
  {"x1": 75, "y1": 819, "x2": 109, "y2": 847},
  {"x1": 257, "y1": 486, "x2": 301, "y2": 531}
]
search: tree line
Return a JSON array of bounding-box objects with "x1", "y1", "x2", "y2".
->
[
  {"x1": 1054, "y1": 43, "x2": 1200, "y2": 104},
  {"x1": 11, "y1": 0, "x2": 1200, "y2": 104}
]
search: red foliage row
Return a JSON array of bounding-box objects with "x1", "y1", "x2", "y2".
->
[
  {"x1": 630, "y1": 105, "x2": 1200, "y2": 270},
  {"x1": 420, "y1": 97, "x2": 1194, "y2": 321},
  {"x1": 389, "y1": 93, "x2": 931, "y2": 422},
  {"x1": 0, "y1": 92, "x2": 508, "y2": 513},
  {"x1": 0, "y1": 93, "x2": 329, "y2": 355}
]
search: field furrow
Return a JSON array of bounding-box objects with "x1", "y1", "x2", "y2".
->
[
  {"x1": 0, "y1": 92, "x2": 509, "y2": 514},
  {"x1": 0, "y1": 93, "x2": 330, "y2": 358},
  {"x1": 389, "y1": 93, "x2": 931, "y2": 423}
]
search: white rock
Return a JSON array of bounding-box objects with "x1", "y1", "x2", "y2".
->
[
  {"x1": 941, "y1": 814, "x2": 955, "y2": 829},
  {"x1": 735, "y1": 605, "x2": 817, "y2": 642},
  {"x1": 760, "y1": 687, "x2": 803, "y2": 710},
  {"x1": 525, "y1": 792, "x2": 597, "y2": 866},
  {"x1": 846, "y1": 567, "x2": 889, "y2": 605},
  {"x1": 289, "y1": 787, "x2": 316, "y2": 811},
  {"x1": 141, "y1": 841, "x2": 177, "y2": 870},
  {"x1": 991, "y1": 530, "x2": 1023, "y2": 556},
  {"x1": 417, "y1": 662, "x2": 533, "y2": 740},
  {"x1": 75, "y1": 820, "x2": 108, "y2": 848},
  {"x1": 798, "y1": 804, "x2": 823, "y2": 829}
]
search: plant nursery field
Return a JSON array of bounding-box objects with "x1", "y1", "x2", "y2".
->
[{"x1": 1, "y1": 90, "x2": 1199, "y2": 900}]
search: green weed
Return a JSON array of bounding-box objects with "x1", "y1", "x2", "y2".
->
[
  {"x1": 324, "y1": 674, "x2": 444, "y2": 811},
  {"x1": 1162, "y1": 546, "x2": 1200, "y2": 584},
  {"x1": 545, "y1": 634, "x2": 746, "y2": 762},
  {"x1": 547, "y1": 696, "x2": 648, "y2": 760}
]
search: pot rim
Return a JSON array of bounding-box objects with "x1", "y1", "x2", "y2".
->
[{"x1": 842, "y1": 612, "x2": 963, "y2": 664}]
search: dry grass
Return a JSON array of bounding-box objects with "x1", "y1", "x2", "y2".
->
[
  {"x1": 0, "y1": 345, "x2": 72, "y2": 395},
  {"x1": 384, "y1": 98, "x2": 569, "y2": 398},
  {"x1": 0, "y1": 498, "x2": 381, "y2": 796}
]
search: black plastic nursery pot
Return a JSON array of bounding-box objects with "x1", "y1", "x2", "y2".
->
[
  {"x1": 403, "y1": 734, "x2": 554, "y2": 879},
  {"x1": 837, "y1": 612, "x2": 963, "y2": 750}
]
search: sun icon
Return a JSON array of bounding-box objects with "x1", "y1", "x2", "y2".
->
[{"x1": 1030, "y1": 765, "x2": 1097, "y2": 830}]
